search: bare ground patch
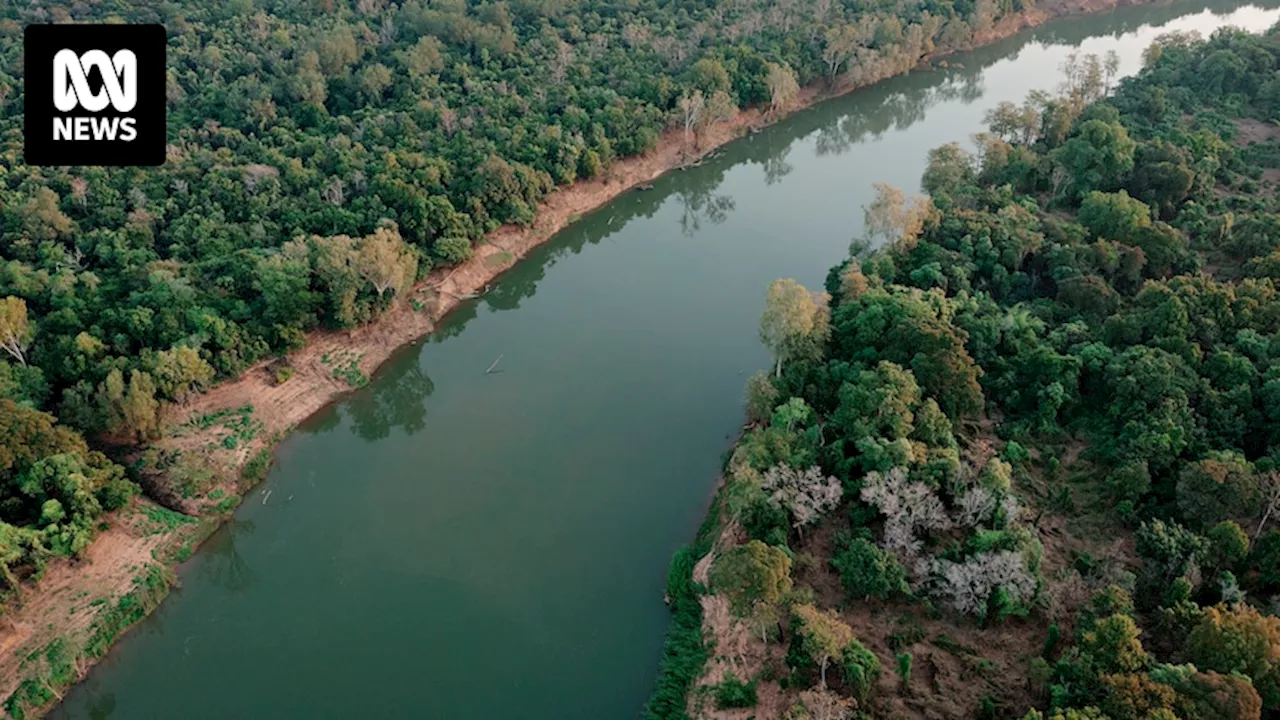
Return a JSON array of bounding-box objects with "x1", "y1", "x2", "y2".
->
[
  {"x1": 0, "y1": 499, "x2": 207, "y2": 709},
  {"x1": 1232, "y1": 117, "x2": 1280, "y2": 147}
]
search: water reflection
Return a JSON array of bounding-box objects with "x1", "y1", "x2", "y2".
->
[
  {"x1": 194, "y1": 517, "x2": 257, "y2": 594},
  {"x1": 348, "y1": 359, "x2": 435, "y2": 440},
  {"x1": 670, "y1": 166, "x2": 737, "y2": 236},
  {"x1": 85, "y1": 691, "x2": 114, "y2": 720}
]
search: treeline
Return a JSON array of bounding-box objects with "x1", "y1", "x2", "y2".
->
[
  {"x1": 661, "y1": 27, "x2": 1280, "y2": 719},
  {"x1": 0, "y1": 0, "x2": 1037, "y2": 598}
]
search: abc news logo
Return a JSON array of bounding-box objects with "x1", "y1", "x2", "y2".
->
[{"x1": 24, "y1": 24, "x2": 165, "y2": 166}]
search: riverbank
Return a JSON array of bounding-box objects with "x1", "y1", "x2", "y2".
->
[{"x1": 0, "y1": 0, "x2": 1157, "y2": 713}]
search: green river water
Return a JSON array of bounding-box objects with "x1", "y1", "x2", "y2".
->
[{"x1": 50, "y1": 2, "x2": 1280, "y2": 716}]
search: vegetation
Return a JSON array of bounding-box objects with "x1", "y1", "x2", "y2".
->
[
  {"x1": 0, "y1": 0, "x2": 1062, "y2": 615},
  {"x1": 655, "y1": 26, "x2": 1280, "y2": 718}
]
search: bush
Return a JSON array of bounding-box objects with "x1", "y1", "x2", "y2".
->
[
  {"x1": 713, "y1": 673, "x2": 758, "y2": 709},
  {"x1": 432, "y1": 236, "x2": 473, "y2": 264},
  {"x1": 839, "y1": 637, "x2": 881, "y2": 700},
  {"x1": 271, "y1": 364, "x2": 295, "y2": 386},
  {"x1": 741, "y1": 495, "x2": 790, "y2": 546},
  {"x1": 644, "y1": 547, "x2": 709, "y2": 720},
  {"x1": 896, "y1": 652, "x2": 913, "y2": 685}
]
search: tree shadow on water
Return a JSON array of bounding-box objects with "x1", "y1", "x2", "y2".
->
[
  {"x1": 195, "y1": 516, "x2": 257, "y2": 594},
  {"x1": 347, "y1": 357, "x2": 436, "y2": 441}
]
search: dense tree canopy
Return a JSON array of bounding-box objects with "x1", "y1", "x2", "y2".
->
[
  {"x1": 0, "y1": 0, "x2": 1039, "y2": 603},
  {"x1": 663, "y1": 25, "x2": 1280, "y2": 719}
]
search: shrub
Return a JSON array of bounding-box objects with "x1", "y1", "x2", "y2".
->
[
  {"x1": 840, "y1": 637, "x2": 882, "y2": 700},
  {"x1": 897, "y1": 652, "x2": 913, "y2": 685},
  {"x1": 742, "y1": 495, "x2": 790, "y2": 546},
  {"x1": 713, "y1": 673, "x2": 757, "y2": 709},
  {"x1": 643, "y1": 546, "x2": 709, "y2": 720},
  {"x1": 432, "y1": 236, "x2": 473, "y2": 264},
  {"x1": 271, "y1": 364, "x2": 294, "y2": 386}
]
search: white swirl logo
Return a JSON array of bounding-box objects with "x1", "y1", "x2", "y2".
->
[{"x1": 52, "y1": 49, "x2": 137, "y2": 112}]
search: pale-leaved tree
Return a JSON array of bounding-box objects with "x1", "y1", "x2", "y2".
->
[
  {"x1": 860, "y1": 466, "x2": 951, "y2": 555},
  {"x1": 762, "y1": 464, "x2": 842, "y2": 532},
  {"x1": 759, "y1": 278, "x2": 828, "y2": 377}
]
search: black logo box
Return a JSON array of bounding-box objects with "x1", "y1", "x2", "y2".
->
[{"x1": 24, "y1": 24, "x2": 166, "y2": 167}]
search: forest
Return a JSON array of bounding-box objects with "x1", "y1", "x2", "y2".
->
[
  {"x1": 0, "y1": 0, "x2": 1036, "y2": 606},
  {"x1": 651, "y1": 25, "x2": 1280, "y2": 720}
]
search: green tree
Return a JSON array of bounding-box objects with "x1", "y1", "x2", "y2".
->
[
  {"x1": 100, "y1": 369, "x2": 161, "y2": 442},
  {"x1": 0, "y1": 521, "x2": 29, "y2": 596},
  {"x1": 357, "y1": 226, "x2": 418, "y2": 298},
  {"x1": 151, "y1": 346, "x2": 215, "y2": 404},
  {"x1": 1079, "y1": 614, "x2": 1150, "y2": 675},
  {"x1": 792, "y1": 603, "x2": 856, "y2": 688},
  {"x1": 1177, "y1": 453, "x2": 1262, "y2": 529},
  {"x1": 831, "y1": 534, "x2": 910, "y2": 600},
  {"x1": 1078, "y1": 190, "x2": 1153, "y2": 242},
  {"x1": 1052, "y1": 119, "x2": 1137, "y2": 199},
  {"x1": 1207, "y1": 521, "x2": 1250, "y2": 571},
  {"x1": 708, "y1": 540, "x2": 793, "y2": 615},
  {"x1": 922, "y1": 143, "x2": 976, "y2": 197}
]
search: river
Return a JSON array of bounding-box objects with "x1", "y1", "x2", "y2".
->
[{"x1": 50, "y1": 1, "x2": 1280, "y2": 717}]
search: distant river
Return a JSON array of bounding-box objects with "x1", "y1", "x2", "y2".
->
[{"x1": 52, "y1": 1, "x2": 1280, "y2": 717}]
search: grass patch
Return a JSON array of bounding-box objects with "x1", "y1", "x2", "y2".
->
[
  {"x1": 84, "y1": 564, "x2": 173, "y2": 659},
  {"x1": 4, "y1": 565, "x2": 175, "y2": 719},
  {"x1": 241, "y1": 448, "x2": 273, "y2": 487},
  {"x1": 141, "y1": 505, "x2": 196, "y2": 534},
  {"x1": 483, "y1": 251, "x2": 514, "y2": 268},
  {"x1": 178, "y1": 405, "x2": 263, "y2": 451},
  {"x1": 321, "y1": 349, "x2": 368, "y2": 387},
  {"x1": 214, "y1": 494, "x2": 241, "y2": 515},
  {"x1": 643, "y1": 488, "x2": 723, "y2": 719}
]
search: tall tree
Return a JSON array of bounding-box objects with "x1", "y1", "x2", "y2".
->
[
  {"x1": 759, "y1": 279, "x2": 827, "y2": 377},
  {"x1": 357, "y1": 227, "x2": 418, "y2": 298},
  {"x1": 766, "y1": 62, "x2": 800, "y2": 116},
  {"x1": 793, "y1": 603, "x2": 856, "y2": 688},
  {"x1": 0, "y1": 297, "x2": 32, "y2": 366}
]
